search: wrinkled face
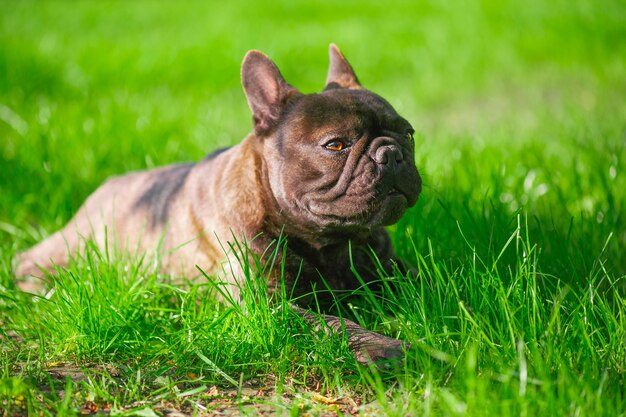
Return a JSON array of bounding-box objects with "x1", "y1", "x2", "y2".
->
[{"x1": 265, "y1": 88, "x2": 421, "y2": 232}]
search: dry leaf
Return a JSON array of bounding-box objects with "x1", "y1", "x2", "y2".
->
[{"x1": 311, "y1": 393, "x2": 339, "y2": 404}]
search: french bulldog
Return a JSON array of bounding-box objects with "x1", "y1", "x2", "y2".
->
[{"x1": 15, "y1": 44, "x2": 422, "y2": 363}]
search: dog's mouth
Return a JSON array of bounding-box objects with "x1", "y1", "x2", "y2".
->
[
  {"x1": 387, "y1": 189, "x2": 405, "y2": 198},
  {"x1": 379, "y1": 188, "x2": 409, "y2": 210},
  {"x1": 303, "y1": 186, "x2": 413, "y2": 229}
]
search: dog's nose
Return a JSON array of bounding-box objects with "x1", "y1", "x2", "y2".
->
[{"x1": 374, "y1": 144, "x2": 403, "y2": 165}]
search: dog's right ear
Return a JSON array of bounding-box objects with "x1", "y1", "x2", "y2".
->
[{"x1": 241, "y1": 51, "x2": 301, "y2": 136}]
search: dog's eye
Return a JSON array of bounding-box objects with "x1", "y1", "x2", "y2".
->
[
  {"x1": 324, "y1": 140, "x2": 345, "y2": 151},
  {"x1": 406, "y1": 131, "x2": 414, "y2": 141}
]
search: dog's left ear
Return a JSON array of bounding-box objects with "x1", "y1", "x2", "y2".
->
[
  {"x1": 325, "y1": 44, "x2": 361, "y2": 90},
  {"x1": 242, "y1": 51, "x2": 301, "y2": 136}
]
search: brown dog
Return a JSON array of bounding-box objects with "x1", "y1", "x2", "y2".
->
[{"x1": 15, "y1": 44, "x2": 421, "y2": 363}]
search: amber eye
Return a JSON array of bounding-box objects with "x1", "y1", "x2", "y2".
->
[{"x1": 324, "y1": 140, "x2": 345, "y2": 151}]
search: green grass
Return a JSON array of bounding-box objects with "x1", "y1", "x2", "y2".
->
[{"x1": 1, "y1": 0, "x2": 625, "y2": 415}]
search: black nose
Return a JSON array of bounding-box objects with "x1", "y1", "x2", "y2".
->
[{"x1": 374, "y1": 144, "x2": 403, "y2": 166}]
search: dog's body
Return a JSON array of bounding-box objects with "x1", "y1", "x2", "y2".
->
[
  {"x1": 15, "y1": 45, "x2": 421, "y2": 362},
  {"x1": 16, "y1": 142, "x2": 270, "y2": 288}
]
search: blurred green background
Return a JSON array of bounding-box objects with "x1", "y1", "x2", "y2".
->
[{"x1": 1, "y1": 0, "x2": 625, "y2": 277}]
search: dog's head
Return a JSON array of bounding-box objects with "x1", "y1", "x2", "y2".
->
[{"x1": 241, "y1": 45, "x2": 421, "y2": 237}]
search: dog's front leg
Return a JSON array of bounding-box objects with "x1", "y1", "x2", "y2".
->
[
  {"x1": 245, "y1": 238, "x2": 410, "y2": 365},
  {"x1": 291, "y1": 305, "x2": 408, "y2": 365}
]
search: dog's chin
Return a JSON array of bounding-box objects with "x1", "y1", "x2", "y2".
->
[{"x1": 369, "y1": 192, "x2": 409, "y2": 226}]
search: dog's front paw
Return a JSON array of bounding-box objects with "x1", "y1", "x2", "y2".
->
[
  {"x1": 349, "y1": 331, "x2": 410, "y2": 365},
  {"x1": 290, "y1": 306, "x2": 410, "y2": 366}
]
